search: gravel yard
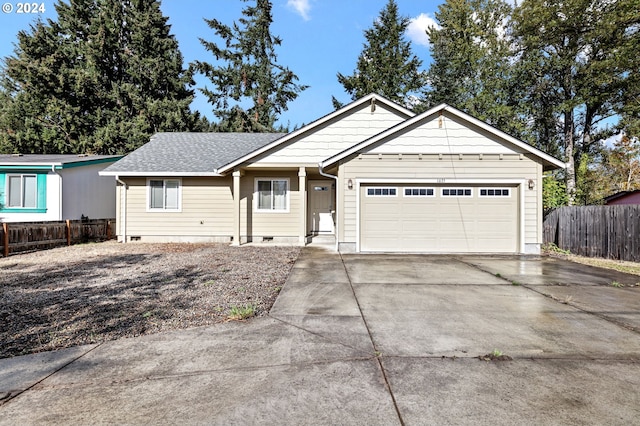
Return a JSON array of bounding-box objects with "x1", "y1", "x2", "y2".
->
[{"x1": 0, "y1": 241, "x2": 300, "y2": 359}]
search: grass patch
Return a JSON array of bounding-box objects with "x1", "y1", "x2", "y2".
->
[
  {"x1": 479, "y1": 348, "x2": 512, "y2": 361},
  {"x1": 543, "y1": 244, "x2": 640, "y2": 277},
  {"x1": 566, "y1": 256, "x2": 640, "y2": 277},
  {"x1": 542, "y1": 242, "x2": 571, "y2": 255},
  {"x1": 227, "y1": 304, "x2": 256, "y2": 321}
]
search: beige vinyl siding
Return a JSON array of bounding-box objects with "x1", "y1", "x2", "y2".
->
[
  {"x1": 369, "y1": 112, "x2": 524, "y2": 155},
  {"x1": 239, "y1": 170, "x2": 300, "y2": 238},
  {"x1": 121, "y1": 177, "x2": 234, "y2": 239},
  {"x1": 339, "y1": 155, "x2": 540, "y2": 246},
  {"x1": 254, "y1": 103, "x2": 408, "y2": 164}
]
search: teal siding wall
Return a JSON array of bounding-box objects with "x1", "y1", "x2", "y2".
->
[{"x1": 0, "y1": 173, "x2": 4, "y2": 208}]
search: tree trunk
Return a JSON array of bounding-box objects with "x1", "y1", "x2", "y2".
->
[{"x1": 564, "y1": 109, "x2": 576, "y2": 205}]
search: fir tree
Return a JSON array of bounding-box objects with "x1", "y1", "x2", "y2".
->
[
  {"x1": 193, "y1": 0, "x2": 307, "y2": 132},
  {"x1": 513, "y1": 0, "x2": 640, "y2": 204},
  {"x1": 333, "y1": 0, "x2": 424, "y2": 109},
  {"x1": 0, "y1": 0, "x2": 196, "y2": 155},
  {"x1": 422, "y1": 0, "x2": 523, "y2": 138}
]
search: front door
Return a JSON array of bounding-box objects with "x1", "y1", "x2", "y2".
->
[{"x1": 308, "y1": 180, "x2": 335, "y2": 234}]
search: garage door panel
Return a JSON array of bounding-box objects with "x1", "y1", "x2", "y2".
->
[{"x1": 360, "y1": 184, "x2": 519, "y2": 253}]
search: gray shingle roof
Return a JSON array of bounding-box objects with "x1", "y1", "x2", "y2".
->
[{"x1": 102, "y1": 132, "x2": 285, "y2": 175}]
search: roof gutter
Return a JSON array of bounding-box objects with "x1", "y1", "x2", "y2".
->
[
  {"x1": 99, "y1": 171, "x2": 223, "y2": 177},
  {"x1": 318, "y1": 162, "x2": 339, "y2": 252}
]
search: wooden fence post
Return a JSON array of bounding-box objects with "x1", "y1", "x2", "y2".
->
[
  {"x1": 66, "y1": 219, "x2": 71, "y2": 246},
  {"x1": 3, "y1": 223, "x2": 8, "y2": 257},
  {"x1": 107, "y1": 220, "x2": 112, "y2": 240}
]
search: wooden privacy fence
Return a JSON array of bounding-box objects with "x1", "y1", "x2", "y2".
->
[
  {"x1": 0, "y1": 219, "x2": 115, "y2": 257},
  {"x1": 543, "y1": 206, "x2": 640, "y2": 262}
]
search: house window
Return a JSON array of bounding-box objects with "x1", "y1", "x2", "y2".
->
[
  {"x1": 479, "y1": 188, "x2": 511, "y2": 197},
  {"x1": 148, "y1": 179, "x2": 181, "y2": 211},
  {"x1": 366, "y1": 187, "x2": 397, "y2": 196},
  {"x1": 7, "y1": 174, "x2": 37, "y2": 208},
  {"x1": 256, "y1": 178, "x2": 289, "y2": 212},
  {"x1": 404, "y1": 188, "x2": 435, "y2": 197},
  {"x1": 442, "y1": 188, "x2": 472, "y2": 197}
]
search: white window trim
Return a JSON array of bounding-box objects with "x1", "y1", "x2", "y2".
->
[
  {"x1": 441, "y1": 188, "x2": 473, "y2": 197},
  {"x1": 254, "y1": 177, "x2": 290, "y2": 213},
  {"x1": 479, "y1": 188, "x2": 511, "y2": 197},
  {"x1": 6, "y1": 173, "x2": 38, "y2": 208},
  {"x1": 146, "y1": 178, "x2": 182, "y2": 212},
  {"x1": 403, "y1": 187, "x2": 435, "y2": 197},
  {"x1": 365, "y1": 187, "x2": 398, "y2": 197}
]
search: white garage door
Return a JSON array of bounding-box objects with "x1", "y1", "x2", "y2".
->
[{"x1": 360, "y1": 184, "x2": 519, "y2": 253}]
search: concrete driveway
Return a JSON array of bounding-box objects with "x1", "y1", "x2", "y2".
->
[{"x1": 2, "y1": 249, "x2": 640, "y2": 425}]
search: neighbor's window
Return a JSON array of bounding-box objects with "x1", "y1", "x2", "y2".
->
[
  {"x1": 148, "y1": 179, "x2": 180, "y2": 211},
  {"x1": 256, "y1": 178, "x2": 289, "y2": 211},
  {"x1": 7, "y1": 174, "x2": 37, "y2": 208}
]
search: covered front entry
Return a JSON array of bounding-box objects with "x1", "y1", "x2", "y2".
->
[
  {"x1": 359, "y1": 183, "x2": 520, "y2": 253},
  {"x1": 308, "y1": 180, "x2": 335, "y2": 234}
]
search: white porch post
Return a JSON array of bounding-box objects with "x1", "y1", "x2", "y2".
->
[
  {"x1": 298, "y1": 167, "x2": 307, "y2": 245},
  {"x1": 232, "y1": 170, "x2": 241, "y2": 246}
]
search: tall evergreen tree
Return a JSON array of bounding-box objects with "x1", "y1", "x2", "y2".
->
[
  {"x1": 0, "y1": 0, "x2": 196, "y2": 155},
  {"x1": 193, "y1": 0, "x2": 307, "y2": 132},
  {"x1": 422, "y1": 0, "x2": 523, "y2": 138},
  {"x1": 512, "y1": 0, "x2": 640, "y2": 204},
  {"x1": 332, "y1": 0, "x2": 425, "y2": 109}
]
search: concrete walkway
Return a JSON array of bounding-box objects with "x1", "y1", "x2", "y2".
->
[{"x1": 2, "y1": 249, "x2": 640, "y2": 425}]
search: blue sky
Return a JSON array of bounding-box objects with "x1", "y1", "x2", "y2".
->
[{"x1": 0, "y1": 0, "x2": 441, "y2": 128}]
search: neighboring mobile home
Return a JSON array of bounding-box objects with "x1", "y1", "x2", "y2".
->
[
  {"x1": 100, "y1": 94, "x2": 565, "y2": 254},
  {"x1": 0, "y1": 154, "x2": 122, "y2": 222}
]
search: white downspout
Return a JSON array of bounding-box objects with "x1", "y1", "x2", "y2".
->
[
  {"x1": 51, "y1": 165, "x2": 62, "y2": 220},
  {"x1": 115, "y1": 176, "x2": 128, "y2": 243},
  {"x1": 318, "y1": 162, "x2": 339, "y2": 252}
]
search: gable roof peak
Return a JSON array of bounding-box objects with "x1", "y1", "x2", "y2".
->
[
  {"x1": 215, "y1": 93, "x2": 415, "y2": 173},
  {"x1": 320, "y1": 102, "x2": 566, "y2": 171}
]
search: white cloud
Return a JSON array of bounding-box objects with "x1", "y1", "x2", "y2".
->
[
  {"x1": 407, "y1": 13, "x2": 440, "y2": 47},
  {"x1": 604, "y1": 132, "x2": 622, "y2": 148},
  {"x1": 287, "y1": 0, "x2": 311, "y2": 21}
]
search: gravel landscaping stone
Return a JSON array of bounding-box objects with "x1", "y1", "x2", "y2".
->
[{"x1": 0, "y1": 241, "x2": 300, "y2": 359}]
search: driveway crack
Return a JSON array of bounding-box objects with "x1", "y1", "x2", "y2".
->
[
  {"x1": 339, "y1": 253, "x2": 405, "y2": 426},
  {"x1": 456, "y1": 257, "x2": 640, "y2": 336}
]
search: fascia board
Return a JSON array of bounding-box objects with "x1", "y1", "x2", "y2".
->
[{"x1": 98, "y1": 171, "x2": 223, "y2": 177}]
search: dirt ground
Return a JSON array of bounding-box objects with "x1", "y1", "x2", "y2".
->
[{"x1": 0, "y1": 241, "x2": 300, "y2": 359}]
